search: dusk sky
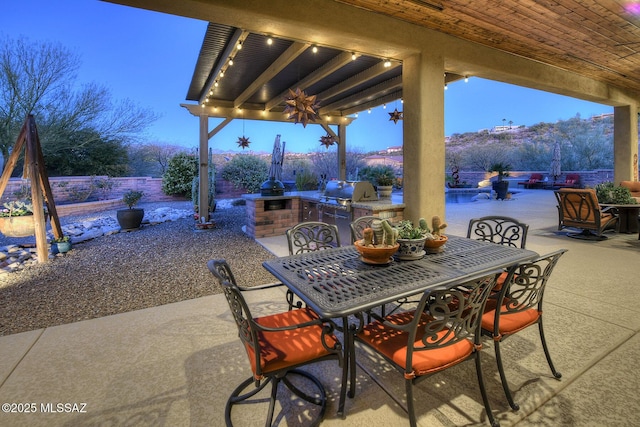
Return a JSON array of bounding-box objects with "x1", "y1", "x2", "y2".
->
[{"x1": 3, "y1": 0, "x2": 613, "y2": 154}]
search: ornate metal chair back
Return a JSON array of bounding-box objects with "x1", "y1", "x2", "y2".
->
[
  {"x1": 349, "y1": 215, "x2": 379, "y2": 243},
  {"x1": 286, "y1": 221, "x2": 341, "y2": 255},
  {"x1": 467, "y1": 215, "x2": 529, "y2": 248}
]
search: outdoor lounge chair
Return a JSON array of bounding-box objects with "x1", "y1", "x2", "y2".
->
[
  {"x1": 517, "y1": 173, "x2": 543, "y2": 189},
  {"x1": 554, "y1": 188, "x2": 618, "y2": 239},
  {"x1": 553, "y1": 173, "x2": 581, "y2": 189}
]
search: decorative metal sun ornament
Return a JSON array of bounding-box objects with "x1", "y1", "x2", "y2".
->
[
  {"x1": 388, "y1": 108, "x2": 403, "y2": 124},
  {"x1": 319, "y1": 134, "x2": 336, "y2": 149},
  {"x1": 237, "y1": 136, "x2": 251, "y2": 149},
  {"x1": 284, "y1": 87, "x2": 320, "y2": 127}
]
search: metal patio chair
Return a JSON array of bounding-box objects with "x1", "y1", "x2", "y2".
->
[
  {"x1": 467, "y1": 215, "x2": 529, "y2": 249},
  {"x1": 352, "y1": 274, "x2": 500, "y2": 427},
  {"x1": 481, "y1": 249, "x2": 567, "y2": 410},
  {"x1": 349, "y1": 215, "x2": 380, "y2": 243},
  {"x1": 286, "y1": 221, "x2": 341, "y2": 255},
  {"x1": 208, "y1": 259, "x2": 344, "y2": 426}
]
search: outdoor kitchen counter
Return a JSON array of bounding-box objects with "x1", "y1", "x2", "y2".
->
[{"x1": 242, "y1": 192, "x2": 405, "y2": 238}]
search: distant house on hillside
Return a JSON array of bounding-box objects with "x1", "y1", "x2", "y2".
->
[
  {"x1": 364, "y1": 155, "x2": 403, "y2": 169},
  {"x1": 384, "y1": 146, "x2": 402, "y2": 154}
]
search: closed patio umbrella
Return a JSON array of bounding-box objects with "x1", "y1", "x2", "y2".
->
[
  {"x1": 268, "y1": 134, "x2": 285, "y2": 181},
  {"x1": 551, "y1": 141, "x2": 561, "y2": 182}
]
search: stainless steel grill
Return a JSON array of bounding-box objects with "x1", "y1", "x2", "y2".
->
[
  {"x1": 321, "y1": 180, "x2": 378, "y2": 211},
  {"x1": 320, "y1": 181, "x2": 378, "y2": 243}
]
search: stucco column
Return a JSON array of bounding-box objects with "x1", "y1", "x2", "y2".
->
[
  {"x1": 199, "y1": 114, "x2": 209, "y2": 222},
  {"x1": 402, "y1": 52, "x2": 445, "y2": 223},
  {"x1": 613, "y1": 105, "x2": 639, "y2": 183}
]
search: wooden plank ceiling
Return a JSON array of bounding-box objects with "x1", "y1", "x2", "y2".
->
[
  {"x1": 187, "y1": 0, "x2": 640, "y2": 122},
  {"x1": 335, "y1": 0, "x2": 640, "y2": 94}
]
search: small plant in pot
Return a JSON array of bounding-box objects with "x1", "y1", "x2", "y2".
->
[
  {"x1": 362, "y1": 165, "x2": 396, "y2": 200},
  {"x1": 395, "y1": 219, "x2": 430, "y2": 260},
  {"x1": 50, "y1": 235, "x2": 71, "y2": 254},
  {"x1": 117, "y1": 190, "x2": 144, "y2": 231}
]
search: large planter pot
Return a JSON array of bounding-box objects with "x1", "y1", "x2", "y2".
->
[
  {"x1": 396, "y1": 237, "x2": 427, "y2": 260},
  {"x1": 0, "y1": 215, "x2": 35, "y2": 237},
  {"x1": 492, "y1": 180, "x2": 510, "y2": 200},
  {"x1": 376, "y1": 185, "x2": 393, "y2": 201},
  {"x1": 116, "y1": 208, "x2": 145, "y2": 231}
]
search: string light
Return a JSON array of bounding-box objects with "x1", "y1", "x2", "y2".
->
[
  {"x1": 383, "y1": 104, "x2": 387, "y2": 109},
  {"x1": 368, "y1": 108, "x2": 372, "y2": 114},
  {"x1": 219, "y1": 71, "x2": 224, "y2": 78},
  {"x1": 267, "y1": 37, "x2": 273, "y2": 45},
  {"x1": 312, "y1": 45, "x2": 318, "y2": 53},
  {"x1": 384, "y1": 59, "x2": 391, "y2": 67},
  {"x1": 351, "y1": 52, "x2": 357, "y2": 60},
  {"x1": 228, "y1": 58, "x2": 233, "y2": 66},
  {"x1": 464, "y1": 75, "x2": 469, "y2": 83},
  {"x1": 237, "y1": 41, "x2": 242, "y2": 50}
]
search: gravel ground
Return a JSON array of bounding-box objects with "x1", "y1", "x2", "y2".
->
[{"x1": 0, "y1": 201, "x2": 279, "y2": 336}]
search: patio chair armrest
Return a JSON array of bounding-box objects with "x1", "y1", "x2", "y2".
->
[{"x1": 237, "y1": 282, "x2": 286, "y2": 291}]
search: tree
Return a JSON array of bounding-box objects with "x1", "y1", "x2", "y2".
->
[
  {"x1": 128, "y1": 143, "x2": 184, "y2": 177},
  {"x1": 0, "y1": 35, "x2": 157, "y2": 174}
]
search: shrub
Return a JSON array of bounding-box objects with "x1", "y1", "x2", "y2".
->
[
  {"x1": 595, "y1": 181, "x2": 635, "y2": 204},
  {"x1": 162, "y1": 153, "x2": 198, "y2": 197},
  {"x1": 295, "y1": 170, "x2": 318, "y2": 191},
  {"x1": 221, "y1": 155, "x2": 269, "y2": 194},
  {"x1": 359, "y1": 165, "x2": 397, "y2": 187}
]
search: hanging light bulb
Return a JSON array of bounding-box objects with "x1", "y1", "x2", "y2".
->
[
  {"x1": 214, "y1": 81, "x2": 219, "y2": 87},
  {"x1": 201, "y1": 102, "x2": 205, "y2": 107},
  {"x1": 464, "y1": 75, "x2": 469, "y2": 83},
  {"x1": 237, "y1": 41, "x2": 242, "y2": 50},
  {"x1": 383, "y1": 104, "x2": 387, "y2": 109},
  {"x1": 351, "y1": 52, "x2": 357, "y2": 60},
  {"x1": 355, "y1": 112, "x2": 359, "y2": 118},
  {"x1": 267, "y1": 37, "x2": 273, "y2": 45},
  {"x1": 368, "y1": 108, "x2": 372, "y2": 114},
  {"x1": 228, "y1": 58, "x2": 234, "y2": 66},
  {"x1": 312, "y1": 45, "x2": 318, "y2": 53},
  {"x1": 209, "y1": 89, "x2": 213, "y2": 96},
  {"x1": 384, "y1": 59, "x2": 391, "y2": 67},
  {"x1": 444, "y1": 83, "x2": 448, "y2": 90},
  {"x1": 219, "y1": 71, "x2": 224, "y2": 78},
  {"x1": 401, "y1": 98, "x2": 404, "y2": 104}
]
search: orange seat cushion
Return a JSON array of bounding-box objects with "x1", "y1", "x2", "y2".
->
[
  {"x1": 482, "y1": 299, "x2": 540, "y2": 337},
  {"x1": 245, "y1": 307, "x2": 338, "y2": 376},
  {"x1": 357, "y1": 311, "x2": 474, "y2": 376}
]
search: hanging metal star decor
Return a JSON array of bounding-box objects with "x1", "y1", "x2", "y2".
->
[
  {"x1": 283, "y1": 87, "x2": 320, "y2": 127},
  {"x1": 237, "y1": 135, "x2": 251, "y2": 149},
  {"x1": 319, "y1": 134, "x2": 336, "y2": 149},
  {"x1": 388, "y1": 108, "x2": 403, "y2": 124}
]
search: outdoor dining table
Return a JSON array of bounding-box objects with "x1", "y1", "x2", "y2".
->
[{"x1": 262, "y1": 234, "x2": 539, "y2": 415}]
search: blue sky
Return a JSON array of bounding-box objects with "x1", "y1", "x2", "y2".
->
[{"x1": 2, "y1": 0, "x2": 612, "y2": 154}]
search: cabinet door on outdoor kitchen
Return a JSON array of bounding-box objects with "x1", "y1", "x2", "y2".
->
[{"x1": 303, "y1": 202, "x2": 318, "y2": 221}]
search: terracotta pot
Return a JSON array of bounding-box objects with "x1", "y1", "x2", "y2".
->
[
  {"x1": 354, "y1": 240, "x2": 399, "y2": 264},
  {"x1": 424, "y1": 235, "x2": 448, "y2": 253},
  {"x1": 0, "y1": 215, "x2": 35, "y2": 237}
]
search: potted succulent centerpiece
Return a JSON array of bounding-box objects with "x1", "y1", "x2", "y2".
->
[
  {"x1": 354, "y1": 219, "x2": 399, "y2": 264},
  {"x1": 0, "y1": 201, "x2": 37, "y2": 237},
  {"x1": 395, "y1": 219, "x2": 430, "y2": 260},
  {"x1": 489, "y1": 162, "x2": 511, "y2": 200},
  {"x1": 50, "y1": 235, "x2": 71, "y2": 254},
  {"x1": 117, "y1": 190, "x2": 144, "y2": 231}
]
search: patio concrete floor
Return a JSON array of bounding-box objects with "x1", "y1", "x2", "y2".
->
[{"x1": 1, "y1": 189, "x2": 638, "y2": 426}]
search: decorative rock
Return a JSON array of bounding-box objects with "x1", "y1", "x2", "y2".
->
[{"x1": 0, "y1": 206, "x2": 195, "y2": 274}]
